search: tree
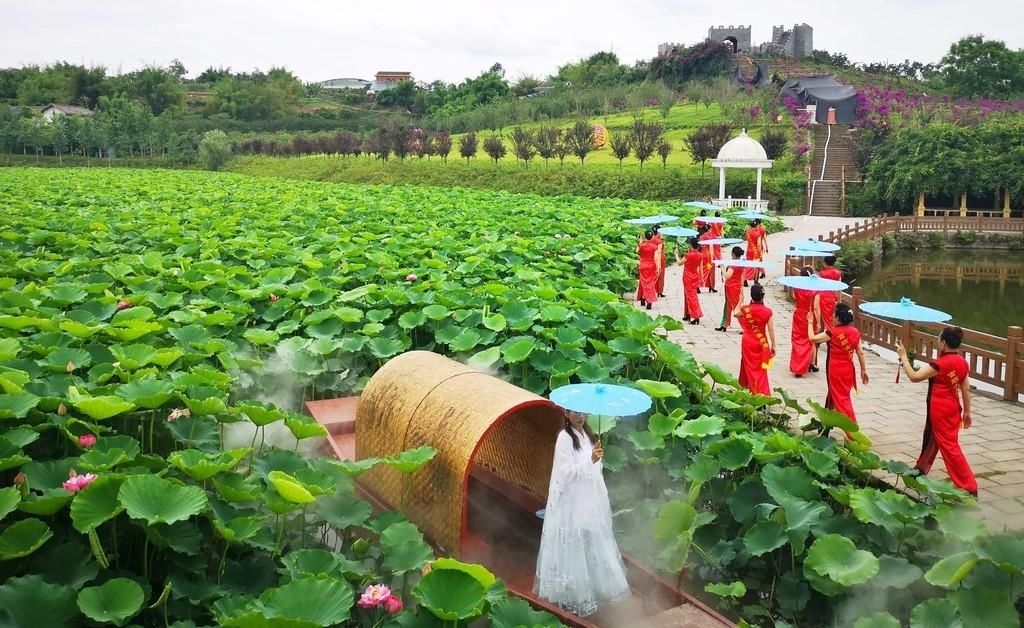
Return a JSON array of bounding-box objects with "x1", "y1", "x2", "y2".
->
[
  {"x1": 534, "y1": 127, "x2": 559, "y2": 165},
  {"x1": 810, "y1": 49, "x2": 852, "y2": 68},
  {"x1": 510, "y1": 127, "x2": 536, "y2": 166},
  {"x1": 657, "y1": 140, "x2": 672, "y2": 168},
  {"x1": 459, "y1": 131, "x2": 478, "y2": 161},
  {"x1": 50, "y1": 115, "x2": 71, "y2": 165},
  {"x1": 376, "y1": 79, "x2": 417, "y2": 108},
  {"x1": 512, "y1": 75, "x2": 542, "y2": 97},
  {"x1": 198, "y1": 129, "x2": 232, "y2": 170},
  {"x1": 555, "y1": 132, "x2": 571, "y2": 165},
  {"x1": 684, "y1": 123, "x2": 731, "y2": 176},
  {"x1": 565, "y1": 120, "x2": 594, "y2": 165},
  {"x1": 555, "y1": 51, "x2": 634, "y2": 87},
  {"x1": 434, "y1": 131, "x2": 453, "y2": 163},
  {"x1": 482, "y1": 135, "x2": 506, "y2": 164},
  {"x1": 168, "y1": 59, "x2": 188, "y2": 82},
  {"x1": 630, "y1": 120, "x2": 662, "y2": 168},
  {"x1": 937, "y1": 36, "x2": 1024, "y2": 99},
  {"x1": 122, "y1": 66, "x2": 185, "y2": 115},
  {"x1": 760, "y1": 129, "x2": 788, "y2": 160},
  {"x1": 609, "y1": 131, "x2": 632, "y2": 168}
]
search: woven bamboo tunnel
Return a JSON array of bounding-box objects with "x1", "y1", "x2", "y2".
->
[{"x1": 355, "y1": 351, "x2": 563, "y2": 554}]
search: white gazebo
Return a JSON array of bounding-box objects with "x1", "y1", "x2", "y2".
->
[{"x1": 711, "y1": 129, "x2": 773, "y2": 211}]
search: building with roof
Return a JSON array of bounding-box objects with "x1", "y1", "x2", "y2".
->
[
  {"x1": 318, "y1": 78, "x2": 371, "y2": 90},
  {"x1": 369, "y1": 71, "x2": 412, "y2": 94},
  {"x1": 711, "y1": 129, "x2": 773, "y2": 211},
  {"x1": 40, "y1": 103, "x2": 93, "y2": 122}
]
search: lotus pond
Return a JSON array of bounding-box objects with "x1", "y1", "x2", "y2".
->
[{"x1": 0, "y1": 168, "x2": 1020, "y2": 628}]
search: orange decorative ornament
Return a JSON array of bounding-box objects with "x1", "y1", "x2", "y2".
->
[{"x1": 592, "y1": 124, "x2": 607, "y2": 149}]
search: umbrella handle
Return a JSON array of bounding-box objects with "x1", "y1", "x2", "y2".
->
[{"x1": 895, "y1": 364, "x2": 901, "y2": 384}]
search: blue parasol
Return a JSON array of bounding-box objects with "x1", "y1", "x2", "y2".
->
[
  {"x1": 785, "y1": 249, "x2": 833, "y2": 257},
  {"x1": 731, "y1": 211, "x2": 771, "y2": 221},
  {"x1": 658, "y1": 226, "x2": 699, "y2": 238},
  {"x1": 685, "y1": 201, "x2": 720, "y2": 211},
  {"x1": 699, "y1": 237, "x2": 743, "y2": 246},
  {"x1": 714, "y1": 259, "x2": 775, "y2": 269},
  {"x1": 625, "y1": 214, "x2": 679, "y2": 225},
  {"x1": 859, "y1": 297, "x2": 951, "y2": 323},
  {"x1": 791, "y1": 239, "x2": 841, "y2": 253},
  {"x1": 694, "y1": 216, "x2": 728, "y2": 224},
  {"x1": 549, "y1": 383, "x2": 652, "y2": 417},
  {"x1": 777, "y1": 275, "x2": 849, "y2": 291}
]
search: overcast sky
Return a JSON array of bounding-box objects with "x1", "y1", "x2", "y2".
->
[{"x1": 2, "y1": 0, "x2": 1022, "y2": 84}]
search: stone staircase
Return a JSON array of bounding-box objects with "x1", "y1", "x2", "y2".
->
[{"x1": 808, "y1": 124, "x2": 859, "y2": 216}]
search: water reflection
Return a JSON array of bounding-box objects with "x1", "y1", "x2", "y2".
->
[{"x1": 853, "y1": 249, "x2": 1024, "y2": 337}]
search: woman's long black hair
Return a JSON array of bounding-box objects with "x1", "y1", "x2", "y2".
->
[{"x1": 564, "y1": 414, "x2": 597, "y2": 450}]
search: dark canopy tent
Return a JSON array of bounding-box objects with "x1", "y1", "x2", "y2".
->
[{"x1": 780, "y1": 75, "x2": 859, "y2": 124}]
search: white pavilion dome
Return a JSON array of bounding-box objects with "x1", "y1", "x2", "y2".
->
[{"x1": 716, "y1": 129, "x2": 769, "y2": 162}]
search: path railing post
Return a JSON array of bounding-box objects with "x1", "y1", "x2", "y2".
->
[
  {"x1": 1006, "y1": 326, "x2": 1023, "y2": 401},
  {"x1": 852, "y1": 287, "x2": 863, "y2": 333},
  {"x1": 901, "y1": 320, "x2": 913, "y2": 356}
]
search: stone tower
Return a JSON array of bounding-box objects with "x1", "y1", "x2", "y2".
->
[
  {"x1": 707, "y1": 25, "x2": 752, "y2": 53},
  {"x1": 792, "y1": 23, "x2": 814, "y2": 58}
]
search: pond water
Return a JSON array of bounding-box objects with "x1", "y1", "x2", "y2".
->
[{"x1": 852, "y1": 249, "x2": 1024, "y2": 337}]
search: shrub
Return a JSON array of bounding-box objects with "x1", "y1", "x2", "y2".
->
[
  {"x1": 197, "y1": 129, "x2": 232, "y2": 170},
  {"x1": 482, "y1": 135, "x2": 507, "y2": 164},
  {"x1": 950, "y1": 230, "x2": 977, "y2": 246},
  {"x1": 458, "y1": 131, "x2": 478, "y2": 161},
  {"x1": 927, "y1": 232, "x2": 944, "y2": 248},
  {"x1": 565, "y1": 121, "x2": 595, "y2": 165},
  {"x1": 433, "y1": 131, "x2": 453, "y2": 163},
  {"x1": 760, "y1": 128, "x2": 788, "y2": 160},
  {"x1": 630, "y1": 120, "x2": 663, "y2": 169},
  {"x1": 534, "y1": 127, "x2": 560, "y2": 165},
  {"x1": 837, "y1": 239, "x2": 876, "y2": 280},
  {"x1": 609, "y1": 132, "x2": 632, "y2": 167},
  {"x1": 509, "y1": 127, "x2": 536, "y2": 166}
]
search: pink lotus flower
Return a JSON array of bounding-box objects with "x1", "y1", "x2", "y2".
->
[
  {"x1": 383, "y1": 595, "x2": 403, "y2": 614},
  {"x1": 358, "y1": 584, "x2": 392, "y2": 609},
  {"x1": 63, "y1": 471, "x2": 97, "y2": 493},
  {"x1": 57, "y1": 403, "x2": 67, "y2": 415},
  {"x1": 66, "y1": 361, "x2": 76, "y2": 373},
  {"x1": 78, "y1": 434, "x2": 97, "y2": 448},
  {"x1": 405, "y1": 274, "x2": 418, "y2": 282},
  {"x1": 116, "y1": 300, "x2": 133, "y2": 311},
  {"x1": 167, "y1": 408, "x2": 191, "y2": 423},
  {"x1": 268, "y1": 293, "x2": 280, "y2": 302}
]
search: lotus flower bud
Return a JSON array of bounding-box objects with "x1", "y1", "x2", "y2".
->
[
  {"x1": 57, "y1": 403, "x2": 67, "y2": 415},
  {"x1": 116, "y1": 300, "x2": 133, "y2": 311},
  {"x1": 405, "y1": 274, "x2": 418, "y2": 282},
  {"x1": 66, "y1": 361, "x2": 75, "y2": 373}
]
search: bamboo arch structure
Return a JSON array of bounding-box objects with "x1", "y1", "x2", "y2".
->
[{"x1": 355, "y1": 351, "x2": 564, "y2": 554}]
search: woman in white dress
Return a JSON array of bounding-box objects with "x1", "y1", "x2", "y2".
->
[{"x1": 534, "y1": 410, "x2": 631, "y2": 617}]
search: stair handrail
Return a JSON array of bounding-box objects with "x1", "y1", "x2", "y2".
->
[{"x1": 818, "y1": 123, "x2": 832, "y2": 181}]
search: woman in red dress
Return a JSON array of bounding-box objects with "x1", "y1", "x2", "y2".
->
[
  {"x1": 733, "y1": 283, "x2": 775, "y2": 395},
  {"x1": 716, "y1": 246, "x2": 745, "y2": 332},
  {"x1": 698, "y1": 225, "x2": 717, "y2": 292},
  {"x1": 710, "y1": 212, "x2": 724, "y2": 266},
  {"x1": 652, "y1": 225, "x2": 667, "y2": 298},
  {"x1": 743, "y1": 221, "x2": 762, "y2": 283},
  {"x1": 897, "y1": 328, "x2": 978, "y2": 496},
  {"x1": 635, "y1": 229, "x2": 659, "y2": 310},
  {"x1": 817, "y1": 255, "x2": 843, "y2": 332},
  {"x1": 790, "y1": 267, "x2": 821, "y2": 377},
  {"x1": 677, "y1": 238, "x2": 704, "y2": 325},
  {"x1": 808, "y1": 304, "x2": 869, "y2": 424},
  {"x1": 755, "y1": 219, "x2": 768, "y2": 280}
]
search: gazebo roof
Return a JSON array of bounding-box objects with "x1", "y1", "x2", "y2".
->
[{"x1": 712, "y1": 129, "x2": 773, "y2": 169}]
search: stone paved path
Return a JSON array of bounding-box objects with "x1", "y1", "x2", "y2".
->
[{"x1": 648, "y1": 215, "x2": 1024, "y2": 531}]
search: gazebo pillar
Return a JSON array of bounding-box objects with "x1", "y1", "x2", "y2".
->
[
  {"x1": 718, "y1": 167, "x2": 726, "y2": 200},
  {"x1": 959, "y1": 193, "x2": 968, "y2": 217},
  {"x1": 916, "y1": 192, "x2": 926, "y2": 216},
  {"x1": 755, "y1": 168, "x2": 763, "y2": 201},
  {"x1": 1004, "y1": 188, "x2": 1012, "y2": 218}
]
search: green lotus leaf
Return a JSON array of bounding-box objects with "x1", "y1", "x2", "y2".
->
[
  {"x1": 0, "y1": 486, "x2": 19, "y2": 522},
  {"x1": 539, "y1": 304, "x2": 571, "y2": 322},
  {"x1": 0, "y1": 338, "x2": 20, "y2": 361},
  {"x1": 59, "y1": 320, "x2": 102, "y2": 339},
  {"x1": 647, "y1": 412, "x2": 682, "y2": 436},
  {"x1": 243, "y1": 328, "x2": 279, "y2": 346},
  {"x1": 0, "y1": 366, "x2": 31, "y2": 393},
  {"x1": 0, "y1": 315, "x2": 57, "y2": 331},
  {"x1": 214, "y1": 472, "x2": 262, "y2": 503},
  {"x1": 467, "y1": 346, "x2": 501, "y2": 370},
  {"x1": 744, "y1": 520, "x2": 788, "y2": 556},
  {"x1": 0, "y1": 517, "x2": 53, "y2": 560},
  {"x1": 683, "y1": 454, "x2": 721, "y2": 483},
  {"x1": 413, "y1": 569, "x2": 487, "y2": 622},
  {"x1": 449, "y1": 328, "x2": 483, "y2": 352},
  {"x1": 422, "y1": 304, "x2": 450, "y2": 321},
  {"x1": 258, "y1": 576, "x2": 354, "y2": 626},
  {"x1": 704, "y1": 581, "x2": 746, "y2": 598},
  {"x1": 806, "y1": 534, "x2": 880, "y2": 586},
  {"x1": 910, "y1": 598, "x2": 962, "y2": 628},
  {"x1": 116, "y1": 377, "x2": 175, "y2": 409},
  {"x1": 20, "y1": 457, "x2": 77, "y2": 490},
  {"x1": 235, "y1": 401, "x2": 286, "y2": 426},
  {"x1": 627, "y1": 430, "x2": 664, "y2": 451},
  {"x1": 118, "y1": 475, "x2": 208, "y2": 525},
  {"x1": 853, "y1": 612, "x2": 901, "y2": 628},
  {"x1": 28, "y1": 541, "x2": 99, "y2": 588},
  {"x1": 481, "y1": 312, "x2": 507, "y2": 332},
  {"x1": 933, "y1": 505, "x2": 987, "y2": 542},
  {"x1": 607, "y1": 336, "x2": 646, "y2": 357},
  {"x1": 109, "y1": 343, "x2": 159, "y2": 370},
  {"x1": 952, "y1": 586, "x2": 1019, "y2": 628},
  {"x1": 849, "y1": 487, "x2": 929, "y2": 531},
  {"x1": 635, "y1": 379, "x2": 682, "y2": 399},
  {"x1": 70, "y1": 475, "x2": 126, "y2": 532},
  {"x1": 17, "y1": 488, "x2": 74, "y2": 516},
  {"x1": 762, "y1": 463, "x2": 820, "y2": 501},
  {"x1": 267, "y1": 470, "x2": 316, "y2": 504},
  {"x1": 151, "y1": 347, "x2": 185, "y2": 367},
  {"x1": 279, "y1": 548, "x2": 366, "y2": 580},
  {"x1": 366, "y1": 337, "x2": 404, "y2": 359},
  {"x1": 674, "y1": 415, "x2": 725, "y2": 439},
  {"x1": 67, "y1": 387, "x2": 135, "y2": 420},
  {"x1": 500, "y1": 336, "x2": 536, "y2": 364},
  {"x1": 431, "y1": 557, "x2": 497, "y2": 589},
  {"x1": 499, "y1": 301, "x2": 537, "y2": 330},
  {"x1": 709, "y1": 437, "x2": 754, "y2": 470},
  {"x1": 185, "y1": 395, "x2": 228, "y2": 416},
  {"x1": 870, "y1": 555, "x2": 924, "y2": 589},
  {"x1": 314, "y1": 492, "x2": 372, "y2": 530},
  {"x1": 323, "y1": 457, "x2": 378, "y2": 478},
  {"x1": 214, "y1": 516, "x2": 264, "y2": 544},
  {"x1": 653, "y1": 500, "x2": 698, "y2": 541},
  {"x1": 702, "y1": 361, "x2": 740, "y2": 388},
  {"x1": 76, "y1": 578, "x2": 144, "y2": 627},
  {"x1": 2, "y1": 426, "x2": 39, "y2": 447},
  {"x1": 489, "y1": 597, "x2": 562, "y2": 628},
  {"x1": 0, "y1": 575, "x2": 79, "y2": 627},
  {"x1": 385, "y1": 445, "x2": 437, "y2": 473},
  {"x1": 807, "y1": 400, "x2": 859, "y2": 434},
  {"x1": 169, "y1": 448, "x2": 250, "y2": 481},
  {"x1": 975, "y1": 533, "x2": 1024, "y2": 575},
  {"x1": 397, "y1": 310, "x2": 427, "y2": 330},
  {"x1": 800, "y1": 449, "x2": 839, "y2": 478},
  {"x1": 0, "y1": 392, "x2": 40, "y2": 419},
  {"x1": 106, "y1": 319, "x2": 163, "y2": 341}
]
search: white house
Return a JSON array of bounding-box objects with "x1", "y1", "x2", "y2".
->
[
  {"x1": 318, "y1": 78, "x2": 371, "y2": 90},
  {"x1": 41, "y1": 103, "x2": 93, "y2": 122},
  {"x1": 710, "y1": 129, "x2": 773, "y2": 211}
]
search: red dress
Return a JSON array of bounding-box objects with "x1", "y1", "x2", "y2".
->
[
  {"x1": 682, "y1": 249, "x2": 704, "y2": 320},
  {"x1": 790, "y1": 289, "x2": 816, "y2": 375},
  {"x1": 756, "y1": 225, "x2": 768, "y2": 278},
  {"x1": 699, "y1": 231, "x2": 716, "y2": 290},
  {"x1": 824, "y1": 325, "x2": 861, "y2": 423},
  {"x1": 744, "y1": 227, "x2": 762, "y2": 281},
  {"x1": 736, "y1": 302, "x2": 773, "y2": 395},
  {"x1": 710, "y1": 223, "x2": 724, "y2": 264},
  {"x1": 916, "y1": 351, "x2": 977, "y2": 494},
  {"x1": 636, "y1": 239, "x2": 659, "y2": 304},
  {"x1": 818, "y1": 266, "x2": 843, "y2": 331},
  {"x1": 653, "y1": 234, "x2": 666, "y2": 296},
  {"x1": 720, "y1": 266, "x2": 743, "y2": 329}
]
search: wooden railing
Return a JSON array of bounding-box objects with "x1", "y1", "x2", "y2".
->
[{"x1": 784, "y1": 214, "x2": 1024, "y2": 401}]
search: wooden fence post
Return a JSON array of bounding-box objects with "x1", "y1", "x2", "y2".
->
[
  {"x1": 852, "y1": 287, "x2": 863, "y2": 332},
  {"x1": 943, "y1": 212, "x2": 948, "y2": 234},
  {"x1": 1006, "y1": 326, "x2": 1023, "y2": 401},
  {"x1": 912, "y1": 214, "x2": 918, "y2": 232},
  {"x1": 977, "y1": 212, "x2": 983, "y2": 232},
  {"x1": 901, "y1": 320, "x2": 913, "y2": 357}
]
